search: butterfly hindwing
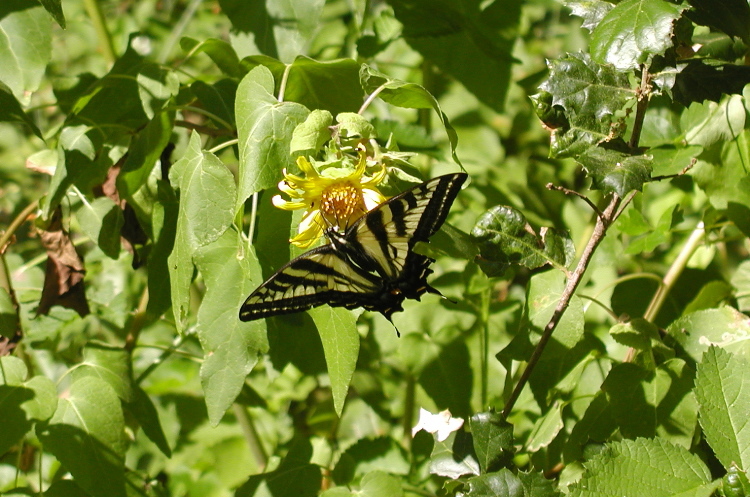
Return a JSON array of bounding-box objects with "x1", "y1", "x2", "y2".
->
[
  {"x1": 239, "y1": 246, "x2": 382, "y2": 321},
  {"x1": 239, "y1": 172, "x2": 468, "y2": 323}
]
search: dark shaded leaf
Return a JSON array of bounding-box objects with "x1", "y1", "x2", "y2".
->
[
  {"x1": 388, "y1": 0, "x2": 519, "y2": 112},
  {"x1": 0, "y1": 81, "x2": 42, "y2": 138},
  {"x1": 686, "y1": 0, "x2": 750, "y2": 43},
  {"x1": 671, "y1": 61, "x2": 750, "y2": 105}
]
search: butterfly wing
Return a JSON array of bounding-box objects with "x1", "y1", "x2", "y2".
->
[
  {"x1": 239, "y1": 244, "x2": 385, "y2": 321},
  {"x1": 344, "y1": 173, "x2": 468, "y2": 281}
]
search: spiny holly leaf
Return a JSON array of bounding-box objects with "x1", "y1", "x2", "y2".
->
[
  {"x1": 590, "y1": 0, "x2": 687, "y2": 71},
  {"x1": 470, "y1": 410, "x2": 514, "y2": 473},
  {"x1": 562, "y1": 0, "x2": 615, "y2": 32},
  {"x1": 471, "y1": 206, "x2": 574, "y2": 277},
  {"x1": 577, "y1": 146, "x2": 652, "y2": 196},
  {"x1": 539, "y1": 52, "x2": 634, "y2": 158},
  {"x1": 569, "y1": 438, "x2": 716, "y2": 497}
]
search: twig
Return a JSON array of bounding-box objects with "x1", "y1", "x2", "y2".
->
[
  {"x1": 0, "y1": 200, "x2": 39, "y2": 255},
  {"x1": 82, "y1": 0, "x2": 116, "y2": 64},
  {"x1": 547, "y1": 183, "x2": 603, "y2": 218},
  {"x1": 502, "y1": 195, "x2": 621, "y2": 419}
]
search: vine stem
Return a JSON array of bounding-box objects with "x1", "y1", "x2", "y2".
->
[
  {"x1": 82, "y1": 0, "x2": 116, "y2": 64},
  {"x1": 643, "y1": 221, "x2": 705, "y2": 321},
  {"x1": 501, "y1": 195, "x2": 621, "y2": 419},
  {"x1": 0, "y1": 200, "x2": 39, "y2": 255}
]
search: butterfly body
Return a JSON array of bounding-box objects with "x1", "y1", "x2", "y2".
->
[{"x1": 239, "y1": 173, "x2": 467, "y2": 323}]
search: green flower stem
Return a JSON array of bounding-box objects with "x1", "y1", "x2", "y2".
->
[
  {"x1": 233, "y1": 403, "x2": 268, "y2": 470},
  {"x1": 158, "y1": 0, "x2": 204, "y2": 64},
  {"x1": 480, "y1": 287, "x2": 490, "y2": 407},
  {"x1": 643, "y1": 222, "x2": 705, "y2": 322},
  {"x1": 82, "y1": 0, "x2": 116, "y2": 64},
  {"x1": 402, "y1": 374, "x2": 416, "y2": 448}
]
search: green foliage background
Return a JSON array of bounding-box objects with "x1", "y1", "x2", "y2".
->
[{"x1": 1, "y1": 0, "x2": 750, "y2": 496}]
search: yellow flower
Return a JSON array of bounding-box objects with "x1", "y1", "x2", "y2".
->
[{"x1": 272, "y1": 153, "x2": 388, "y2": 248}]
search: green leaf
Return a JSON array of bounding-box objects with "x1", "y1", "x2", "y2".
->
[
  {"x1": 722, "y1": 464, "x2": 750, "y2": 497},
  {"x1": 683, "y1": 94, "x2": 746, "y2": 148},
  {"x1": 464, "y1": 469, "x2": 561, "y2": 497},
  {"x1": 126, "y1": 386, "x2": 171, "y2": 457},
  {"x1": 694, "y1": 346, "x2": 750, "y2": 470},
  {"x1": 730, "y1": 260, "x2": 750, "y2": 313},
  {"x1": 388, "y1": 0, "x2": 519, "y2": 112},
  {"x1": 666, "y1": 307, "x2": 750, "y2": 364},
  {"x1": 37, "y1": 376, "x2": 128, "y2": 497},
  {"x1": 649, "y1": 145, "x2": 703, "y2": 177},
  {"x1": 428, "y1": 430, "x2": 480, "y2": 479},
  {"x1": 469, "y1": 410, "x2": 514, "y2": 473},
  {"x1": 0, "y1": 3, "x2": 51, "y2": 103},
  {"x1": 691, "y1": 127, "x2": 750, "y2": 213},
  {"x1": 43, "y1": 125, "x2": 99, "y2": 218},
  {"x1": 0, "y1": 357, "x2": 57, "y2": 455},
  {"x1": 360, "y1": 65, "x2": 462, "y2": 167},
  {"x1": 577, "y1": 147, "x2": 652, "y2": 197},
  {"x1": 235, "y1": 65, "x2": 309, "y2": 211},
  {"x1": 290, "y1": 109, "x2": 333, "y2": 154},
  {"x1": 333, "y1": 436, "x2": 410, "y2": 484},
  {"x1": 602, "y1": 359, "x2": 698, "y2": 447},
  {"x1": 623, "y1": 204, "x2": 676, "y2": 254},
  {"x1": 75, "y1": 197, "x2": 124, "y2": 259},
  {"x1": 0, "y1": 81, "x2": 42, "y2": 138},
  {"x1": 284, "y1": 57, "x2": 362, "y2": 116},
  {"x1": 218, "y1": 0, "x2": 325, "y2": 63},
  {"x1": 539, "y1": 52, "x2": 634, "y2": 158},
  {"x1": 117, "y1": 111, "x2": 175, "y2": 199},
  {"x1": 525, "y1": 270, "x2": 584, "y2": 351},
  {"x1": 309, "y1": 306, "x2": 358, "y2": 417},
  {"x1": 236, "y1": 437, "x2": 321, "y2": 497},
  {"x1": 471, "y1": 206, "x2": 573, "y2": 277},
  {"x1": 687, "y1": 0, "x2": 750, "y2": 44},
  {"x1": 569, "y1": 438, "x2": 716, "y2": 497},
  {"x1": 189, "y1": 79, "x2": 237, "y2": 129},
  {"x1": 590, "y1": 0, "x2": 686, "y2": 71},
  {"x1": 180, "y1": 37, "x2": 245, "y2": 78},
  {"x1": 146, "y1": 181, "x2": 178, "y2": 321},
  {"x1": 683, "y1": 280, "x2": 734, "y2": 315},
  {"x1": 358, "y1": 471, "x2": 404, "y2": 497},
  {"x1": 38, "y1": 0, "x2": 65, "y2": 28},
  {"x1": 419, "y1": 335, "x2": 473, "y2": 419},
  {"x1": 526, "y1": 402, "x2": 564, "y2": 452},
  {"x1": 69, "y1": 344, "x2": 133, "y2": 402},
  {"x1": 194, "y1": 229, "x2": 268, "y2": 425},
  {"x1": 0, "y1": 287, "x2": 18, "y2": 338},
  {"x1": 168, "y1": 132, "x2": 236, "y2": 331},
  {"x1": 72, "y1": 37, "x2": 179, "y2": 135}
]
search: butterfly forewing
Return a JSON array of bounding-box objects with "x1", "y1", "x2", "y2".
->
[{"x1": 349, "y1": 173, "x2": 467, "y2": 279}]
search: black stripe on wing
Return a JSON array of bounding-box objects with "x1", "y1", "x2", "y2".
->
[{"x1": 239, "y1": 246, "x2": 382, "y2": 321}]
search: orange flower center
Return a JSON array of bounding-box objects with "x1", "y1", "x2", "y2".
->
[{"x1": 320, "y1": 182, "x2": 366, "y2": 227}]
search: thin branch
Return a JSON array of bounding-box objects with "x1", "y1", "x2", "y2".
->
[
  {"x1": 628, "y1": 66, "x2": 651, "y2": 149},
  {"x1": 547, "y1": 183, "x2": 603, "y2": 218},
  {"x1": 0, "y1": 200, "x2": 39, "y2": 255},
  {"x1": 175, "y1": 120, "x2": 236, "y2": 137},
  {"x1": 233, "y1": 404, "x2": 268, "y2": 471},
  {"x1": 502, "y1": 195, "x2": 621, "y2": 419}
]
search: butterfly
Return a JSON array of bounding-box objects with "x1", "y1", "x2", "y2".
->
[{"x1": 239, "y1": 173, "x2": 467, "y2": 326}]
